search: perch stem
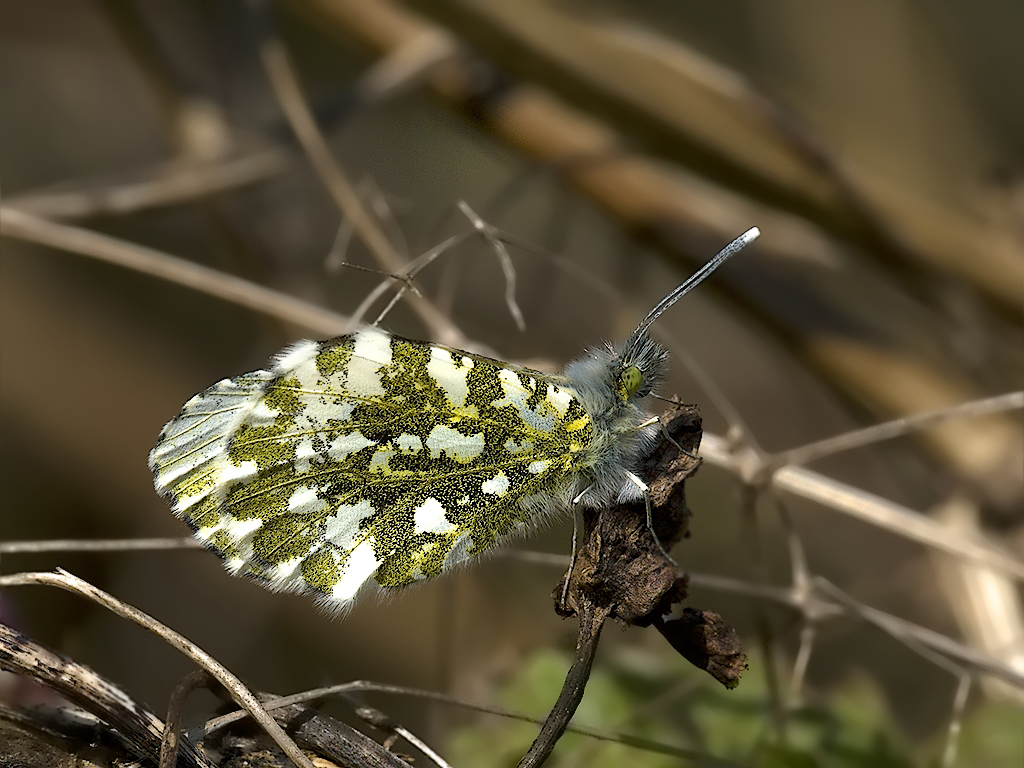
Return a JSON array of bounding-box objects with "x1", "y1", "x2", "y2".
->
[{"x1": 517, "y1": 603, "x2": 608, "y2": 768}]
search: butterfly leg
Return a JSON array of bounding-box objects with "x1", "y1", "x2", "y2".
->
[
  {"x1": 638, "y1": 414, "x2": 699, "y2": 462},
  {"x1": 625, "y1": 471, "x2": 677, "y2": 566},
  {"x1": 560, "y1": 484, "x2": 593, "y2": 607}
]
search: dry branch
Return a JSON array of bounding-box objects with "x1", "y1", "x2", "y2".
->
[
  {"x1": 0, "y1": 623, "x2": 213, "y2": 768},
  {"x1": 0, "y1": 570, "x2": 316, "y2": 768},
  {"x1": 0, "y1": 207, "x2": 351, "y2": 337},
  {"x1": 5, "y1": 150, "x2": 290, "y2": 221},
  {"x1": 700, "y1": 432, "x2": 1024, "y2": 580},
  {"x1": 260, "y1": 36, "x2": 472, "y2": 349},
  {"x1": 196, "y1": 682, "x2": 726, "y2": 764}
]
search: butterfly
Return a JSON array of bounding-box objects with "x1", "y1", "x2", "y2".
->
[{"x1": 150, "y1": 228, "x2": 758, "y2": 611}]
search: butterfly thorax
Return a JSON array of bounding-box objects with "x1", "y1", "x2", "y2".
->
[{"x1": 561, "y1": 330, "x2": 668, "y2": 508}]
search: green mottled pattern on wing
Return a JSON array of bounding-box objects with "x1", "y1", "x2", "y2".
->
[{"x1": 150, "y1": 326, "x2": 594, "y2": 609}]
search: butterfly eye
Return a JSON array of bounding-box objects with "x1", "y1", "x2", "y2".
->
[{"x1": 620, "y1": 365, "x2": 643, "y2": 397}]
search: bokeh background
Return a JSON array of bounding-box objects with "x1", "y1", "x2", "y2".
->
[{"x1": 1, "y1": 1, "x2": 1022, "y2": 766}]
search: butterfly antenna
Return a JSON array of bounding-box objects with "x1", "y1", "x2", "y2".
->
[{"x1": 630, "y1": 227, "x2": 759, "y2": 340}]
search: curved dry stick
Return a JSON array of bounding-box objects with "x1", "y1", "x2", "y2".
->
[
  {"x1": 770, "y1": 391, "x2": 1024, "y2": 469},
  {"x1": 0, "y1": 207, "x2": 351, "y2": 337},
  {"x1": 0, "y1": 570, "x2": 316, "y2": 768},
  {"x1": 0, "y1": 623, "x2": 214, "y2": 768},
  {"x1": 160, "y1": 671, "x2": 212, "y2": 768},
  {"x1": 335, "y1": 692, "x2": 453, "y2": 768},
  {"x1": 265, "y1": 700, "x2": 414, "y2": 768}
]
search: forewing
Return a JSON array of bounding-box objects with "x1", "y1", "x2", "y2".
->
[{"x1": 150, "y1": 326, "x2": 594, "y2": 611}]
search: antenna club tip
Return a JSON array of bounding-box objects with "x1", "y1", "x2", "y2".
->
[{"x1": 742, "y1": 226, "x2": 760, "y2": 243}]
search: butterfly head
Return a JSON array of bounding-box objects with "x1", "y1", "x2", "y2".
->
[
  {"x1": 612, "y1": 227, "x2": 760, "y2": 403},
  {"x1": 613, "y1": 331, "x2": 668, "y2": 403}
]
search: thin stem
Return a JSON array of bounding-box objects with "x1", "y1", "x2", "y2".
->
[
  {"x1": 160, "y1": 671, "x2": 211, "y2": 768},
  {"x1": 260, "y1": 38, "x2": 466, "y2": 348},
  {"x1": 699, "y1": 432, "x2": 1024, "y2": 580},
  {"x1": 770, "y1": 392, "x2": 1024, "y2": 468},
  {"x1": 941, "y1": 674, "x2": 972, "y2": 768},
  {"x1": 0, "y1": 537, "x2": 201, "y2": 554},
  {"x1": 518, "y1": 604, "x2": 607, "y2": 768},
  {"x1": 195, "y1": 680, "x2": 736, "y2": 765},
  {"x1": 7, "y1": 150, "x2": 290, "y2": 220},
  {"x1": 0, "y1": 207, "x2": 351, "y2": 336}
]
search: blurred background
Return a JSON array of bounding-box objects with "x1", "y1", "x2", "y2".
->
[{"x1": 1, "y1": 1, "x2": 1022, "y2": 766}]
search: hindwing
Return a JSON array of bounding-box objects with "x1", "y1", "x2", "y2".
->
[{"x1": 150, "y1": 326, "x2": 594, "y2": 609}]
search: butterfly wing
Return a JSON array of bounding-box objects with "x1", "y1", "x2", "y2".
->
[{"x1": 150, "y1": 326, "x2": 594, "y2": 610}]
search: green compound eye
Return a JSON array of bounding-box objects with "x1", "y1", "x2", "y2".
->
[{"x1": 621, "y1": 365, "x2": 643, "y2": 397}]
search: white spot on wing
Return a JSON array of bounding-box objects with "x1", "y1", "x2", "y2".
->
[
  {"x1": 194, "y1": 522, "x2": 224, "y2": 541},
  {"x1": 327, "y1": 431, "x2": 375, "y2": 461},
  {"x1": 427, "y1": 346, "x2": 472, "y2": 407},
  {"x1": 223, "y1": 517, "x2": 263, "y2": 539},
  {"x1": 545, "y1": 386, "x2": 573, "y2": 417},
  {"x1": 504, "y1": 438, "x2": 534, "y2": 454},
  {"x1": 324, "y1": 500, "x2": 376, "y2": 550},
  {"x1": 272, "y1": 557, "x2": 302, "y2": 581},
  {"x1": 528, "y1": 460, "x2": 550, "y2": 474},
  {"x1": 413, "y1": 497, "x2": 456, "y2": 535},
  {"x1": 397, "y1": 434, "x2": 422, "y2": 453},
  {"x1": 347, "y1": 327, "x2": 392, "y2": 397},
  {"x1": 492, "y1": 369, "x2": 556, "y2": 431},
  {"x1": 426, "y1": 425, "x2": 485, "y2": 462},
  {"x1": 220, "y1": 460, "x2": 259, "y2": 484},
  {"x1": 333, "y1": 539, "x2": 380, "y2": 601},
  {"x1": 368, "y1": 447, "x2": 392, "y2": 472},
  {"x1": 444, "y1": 533, "x2": 472, "y2": 568},
  {"x1": 481, "y1": 472, "x2": 509, "y2": 496},
  {"x1": 249, "y1": 401, "x2": 278, "y2": 424},
  {"x1": 287, "y1": 486, "x2": 322, "y2": 514}
]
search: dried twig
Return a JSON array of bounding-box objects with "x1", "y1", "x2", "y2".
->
[
  {"x1": 197, "y1": 681, "x2": 737, "y2": 766},
  {"x1": 392, "y1": 0, "x2": 1024, "y2": 314},
  {"x1": 769, "y1": 391, "x2": 1024, "y2": 468},
  {"x1": 518, "y1": 604, "x2": 608, "y2": 768},
  {"x1": 260, "y1": 36, "x2": 470, "y2": 349},
  {"x1": 5, "y1": 150, "x2": 290, "y2": 221},
  {"x1": 699, "y1": 432, "x2": 1024, "y2": 580},
  {"x1": 0, "y1": 207, "x2": 351, "y2": 337},
  {"x1": 941, "y1": 674, "x2": 972, "y2": 768},
  {"x1": 255, "y1": 698, "x2": 412, "y2": 768},
  {"x1": 0, "y1": 537, "x2": 202, "y2": 554},
  {"x1": 336, "y1": 692, "x2": 453, "y2": 768},
  {"x1": 0, "y1": 570, "x2": 316, "y2": 768},
  {"x1": 160, "y1": 671, "x2": 212, "y2": 768},
  {"x1": 0, "y1": 623, "x2": 213, "y2": 768}
]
